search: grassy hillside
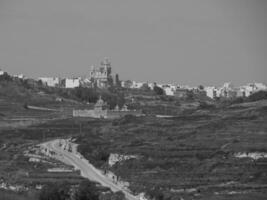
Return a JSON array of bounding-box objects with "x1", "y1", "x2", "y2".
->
[
  {"x1": 1, "y1": 73, "x2": 267, "y2": 199},
  {"x1": 74, "y1": 100, "x2": 267, "y2": 200}
]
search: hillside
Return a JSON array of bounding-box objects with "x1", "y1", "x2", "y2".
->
[
  {"x1": 0, "y1": 75, "x2": 80, "y2": 129},
  {"x1": 74, "y1": 100, "x2": 267, "y2": 200},
  {"x1": 1, "y1": 74, "x2": 267, "y2": 199}
]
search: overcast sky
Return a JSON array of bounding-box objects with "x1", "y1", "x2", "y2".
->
[{"x1": 0, "y1": 0, "x2": 266, "y2": 86}]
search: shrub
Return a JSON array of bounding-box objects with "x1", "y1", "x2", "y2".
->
[
  {"x1": 0, "y1": 72, "x2": 12, "y2": 82},
  {"x1": 74, "y1": 180, "x2": 99, "y2": 200},
  {"x1": 248, "y1": 90, "x2": 267, "y2": 102},
  {"x1": 153, "y1": 86, "x2": 164, "y2": 96},
  {"x1": 39, "y1": 182, "x2": 70, "y2": 200}
]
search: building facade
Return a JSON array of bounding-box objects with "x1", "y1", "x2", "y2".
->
[
  {"x1": 73, "y1": 97, "x2": 142, "y2": 119},
  {"x1": 63, "y1": 78, "x2": 81, "y2": 88},
  {"x1": 218, "y1": 82, "x2": 237, "y2": 98},
  {"x1": 239, "y1": 83, "x2": 267, "y2": 97},
  {"x1": 89, "y1": 58, "x2": 114, "y2": 88},
  {"x1": 204, "y1": 86, "x2": 219, "y2": 99},
  {"x1": 38, "y1": 77, "x2": 60, "y2": 87}
]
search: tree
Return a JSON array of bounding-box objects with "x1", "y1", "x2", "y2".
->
[
  {"x1": 248, "y1": 90, "x2": 267, "y2": 102},
  {"x1": 198, "y1": 85, "x2": 204, "y2": 90},
  {"x1": 99, "y1": 191, "x2": 126, "y2": 200},
  {"x1": 74, "y1": 180, "x2": 99, "y2": 200},
  {"x1": 147, "y1": 187, "x2": 164, "y2": 200},
  {"x1": 0, "y1": 72, "x2": 12, "y2": 82},
  {"x1": 39, "y1": 182, "x2": 70, "y2": 200},
  {"x1": 153, "y1": 86, "x2": 164, "y2": 95},
  {"x1": 115, "y1": 74, "x2": 121, "y2": 87},
  {"x1": 37, "y1": 80, "x2": 44, "y2": 86},
  {"x1": 140, "y1": 83, "x2": 150, "y2": 91},
  {"x1": 123, "y1": 80, "x2": 132, "y2": 88},
  {"x1": 111, "y1": 191, "x2": 125, "y2": 200}
]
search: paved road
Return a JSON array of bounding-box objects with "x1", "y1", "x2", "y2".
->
[{"x1": 43, "y1": 140, "x2": 139, "y2": 200}]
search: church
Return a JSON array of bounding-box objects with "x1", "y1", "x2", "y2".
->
[
  {"x1": 89, "y1": 58, "x2": 119, "y2": 88},
  {"x1": 73, "y1": 96, "x2": 142, "y2": 119}
]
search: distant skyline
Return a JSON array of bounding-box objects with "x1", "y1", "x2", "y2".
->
[{"x1": 0, "y1": 0, "x2": 266, "y2": 86}]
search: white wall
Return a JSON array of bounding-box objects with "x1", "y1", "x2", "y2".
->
[
  {"x1": 204, "y1": 87, "x2": 218, "y2": 99},
  {"x1": 65, "y1": 78, "x2": 80, "y2": 88},
  {"x1": 39, "y1": 77, "x2": 59, "y2": 87}
]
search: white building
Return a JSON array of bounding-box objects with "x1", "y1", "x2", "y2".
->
[
  {"x1": 148, "y1": 83, "x2": 155, "y2": 90},
  {"x1": 204, "y1": 86, "x2": 220, "y2": 99},
  {"x1": 254, "y1": 83, "x2": 267, "y2": 91},
  {"x1": 218, "y1": 82, "x2": 237, "y2": 98},
  {"x1": 240, "y1": 83, "x2": 267, "y2": 97},
  {"x1": 0, "y1": 69, "x2": 4, "y2": 76},
  {"x1": 64, "y1": 78, "x2": 80, "y2": 88},
  {"x1": 161, "y1": 84, "x2": 177, "y2": 96},
  {"x1": 80, "y1": 78, "x2": 92, "y2": 87},
  {"x1": 13, "y1": 74, "x2": 25, "y2": 79},
  {"x1": 38, "y1": 77, "x2": 60, "y2": 87},
  {"x1": 164, "y1": 87, "x2": 174, "y2": 96},
  {"x1": 131, "y1": 81, "x2": 144, "y2": 89}
]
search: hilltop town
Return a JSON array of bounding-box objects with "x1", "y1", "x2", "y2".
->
[
  {"x1": 1, "y1": 58, "x2": 266, "y2": 100},
  {"x1": 1, "y1": 60, "x2": 267, "y2": 200}
]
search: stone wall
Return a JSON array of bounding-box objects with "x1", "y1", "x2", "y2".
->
[
  {"x1": 107, "y1": 110, "x2": 142, "y2": 119},
  {"x1": 73, "y1": 109, "x2": 142, "y2": 119},
  {"x1": 73, "y1": 109, "x2": 107, "y2": 118}
]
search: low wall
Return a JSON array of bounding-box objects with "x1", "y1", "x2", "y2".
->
[
  {"x1": 73, "y1": 109, "x2": 107, "y2": 118},
  {"x1": 73, "y1": 109, "x2": 142, "y2": 119},
  {"x1": 107, "y1": 110, "x2": 142, "y2": 119}
]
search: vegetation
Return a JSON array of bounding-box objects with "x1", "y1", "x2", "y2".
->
[
  {"x1": 74, "y1": 100, "x2": 267, "y2": 199},
  {"x1": 153, "y1": 85, "x2": 165, "y2": 95},
  {"x1": 248, "y1": 90, "x2": 267, "y2": 102},
  {"x1": 0, "y1": 190, "x2": 38, "y2": 200},
  {"x1": 39, "y1": 180, "x2": 125, "y2": 200},
  {"x1": 0, "y1": 73, "x2": 125, "y2": 108},
  {"x1": 73, "y1": 180, "x2": 99, "y2": 200},
  {"x1": 1, "y1": 73, "x2": 267, "y2": 199},
  {"x1": 39, "y1": 182, "x2": 70, "y2": 200}
]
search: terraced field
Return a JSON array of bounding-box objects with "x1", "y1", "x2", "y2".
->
[
  {"x1": 1, "y1": 79, "x2": 267, "y2": 200},
  {"x1": 75, "y1": 100, "x2": 267, "y2": 199}
]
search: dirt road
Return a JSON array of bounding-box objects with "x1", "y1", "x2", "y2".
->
[{"x1": 43, "y1": 139, "x2": 139, "y2": 200}]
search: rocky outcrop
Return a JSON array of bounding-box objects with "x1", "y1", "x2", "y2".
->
[
  {"x1": 234, "y1": 152, "x2": 267, "y2": 160},
  {"x1": 108, "y1": 153, "x2": 138, "y2": 167}
]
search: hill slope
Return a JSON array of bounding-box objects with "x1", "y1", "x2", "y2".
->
[{"x1": 75, "y1": 100, "x2": 267, "y2": 200}]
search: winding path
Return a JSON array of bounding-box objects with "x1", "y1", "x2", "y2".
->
[{"x1": 42, "y1": 140, "x2": 139, "y2": 200}]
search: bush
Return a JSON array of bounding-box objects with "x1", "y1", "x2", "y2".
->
[
  {"x1": 0, "y1": 72, "x2": 12, "y2": 82},
  {"x1": 147, "y1": 187, "x2": 164, "y2": 200},
  {"x1": 74, "y1": 180, "x2": 99, "y2": 200},
  {"x1": 248, "y1": 90, "x2": 267, "y2": 102},
  {"x1": 153, "y1": 86, "x2": 164, "y2": 96},
  {"x1": 39, "y1": 182, "x2": 70, "y2": 200},
  {"x1": 99, "y1": 191, "x2": 126, "y2": 200}
]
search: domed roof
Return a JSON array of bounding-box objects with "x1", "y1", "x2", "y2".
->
[{"x1": 101, "y1": 58, "x2": 111, "y2": 66}]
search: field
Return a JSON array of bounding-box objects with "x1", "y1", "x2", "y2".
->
[
  {"x1": 74, "y1": 100, "x2": 267, "y2": 199},
  {"x1": 1, "y1": 99, "x2": 267, "y2": 199},
  {"x1": 1, "y1": 76, "x2": 267, "y2": 199}
]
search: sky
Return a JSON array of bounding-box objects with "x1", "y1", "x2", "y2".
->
[{"x1": 0, "y1": 0, "x2": 266, "y2": 86}]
